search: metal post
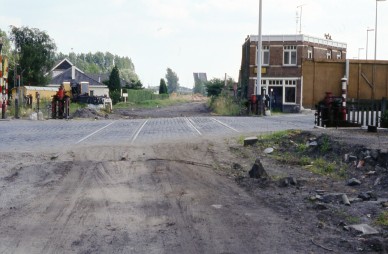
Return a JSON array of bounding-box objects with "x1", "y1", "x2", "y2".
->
[
  {"x1": 341, "y1": 78, "x2": 348, "y2": 121},
  {"x1": 256, "y1": 0, "x2": 263, "y2": 115},
  {"x1": 15, "y1": 75, "x2": 20, "y2": 118}
]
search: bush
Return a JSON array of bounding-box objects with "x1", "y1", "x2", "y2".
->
[
  {"x1": 209, "y1": 95, "x2": 240, "y2": 116},
  {"x1": 109, "y1": 90, "x2": 121, "y2": 105}
]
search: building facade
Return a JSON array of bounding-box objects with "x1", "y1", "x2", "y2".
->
[{"x1": 239, "y1": 34, "x2": 347, "y2": 112}]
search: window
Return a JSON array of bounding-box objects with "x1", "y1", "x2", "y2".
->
[
  {"x1": 307, "y1": 47, "x2": 313, "y2": 59},
  {"x1": 284, "y1": 46, "x2": 297, "y2": 65},
  {"x1": 269, "y1": 80, "x2": 282, "y2": 86},
  {"x1": 285, "y1": 87, "x2": 296, "y2": 103},
  {"x1": 262, "y1": 46, "x2": 270, "y2": 65},
  {"x1": 326, "y1": 49, "x2": 332, "y2": 59},
  {"x1": 337, "y1": 51, "x2": 342, "y2": 59},
  {"x1": 284, "y1": 79, "x2": 297, "y2": 103}
]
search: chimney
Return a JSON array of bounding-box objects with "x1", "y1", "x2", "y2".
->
[{"x1": 71, "y1": 66, "x2": 75, "y2": 79}]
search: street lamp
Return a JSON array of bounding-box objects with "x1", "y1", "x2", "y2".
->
[
  {"x1": 366, "y1": 28, "x2": 374, "y2": 60},
  {"x1": 374, "y1": 0, "x2": 386, "y2": 61},
  {"x1": 358, "y1": 48, "x2": 364, "y2": 59}
]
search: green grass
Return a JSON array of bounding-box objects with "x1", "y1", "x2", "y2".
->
[
  {"x1": 114, "y1": 97, "x2": 191, "y2": 110},
  {"x1": 375, "y1": 211, "x2": 388, "y2": 227},
  {"x1": 320, "y1": 136, "x2": 331, "y2": 153},
  {"x1": 69, "y1": 103, "x2": 87, "y2": 114}
]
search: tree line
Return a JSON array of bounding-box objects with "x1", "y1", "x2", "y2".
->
[{"x1": 0, "y1": 26, "x2": 139, "y2": 88}]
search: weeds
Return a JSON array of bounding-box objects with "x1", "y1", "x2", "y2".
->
[
  {"x1": 210, "y1": 95, "x2": 241, "y2": 116},
  {"x1": 375, "y1": 211, "x2": 388, "y2": 227},
  {"x1": 320, "y1": 136, "x2": 331, "y2": 153}
]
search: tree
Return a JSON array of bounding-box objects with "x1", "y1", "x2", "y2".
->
[
  {"x1": 132, "y1": 80, "x2": 143, "y2": 90},
  {"x1": 108, "y1": 65, "x2": 121, "y2": 91},
  {"x1": 165, "y1": 68, "x2": 179, "y2": 94},
  {"x1": 10, "y1": 26, "x2": 57, "y2": 86},
  {"x1": 120, "y1": 69, "x2": 138, "y2": 83},
  {"x1": 0, "y1": 29, "x2": 11, "y2": 56},
  {"x1": 193, "y1": 80, "x2": 206, "y2": 95},
  {"x1": 159, "y1": 78, "x2": 168, "y2": 94},
  {"x1": 108, "y1": 65, "x2": 121, "y2": 104},
  {"x1": 205, "y1": 78, "x2": 224, "y2": 97}
]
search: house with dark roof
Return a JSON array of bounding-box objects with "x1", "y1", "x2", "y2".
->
[{"x1": 47, "y1": 59, "x2": 109, "y2": 97}]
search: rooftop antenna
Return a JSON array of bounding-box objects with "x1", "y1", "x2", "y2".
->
[
  {"x1": 296, "y1": 10, "x2": 299, "y2": 34},
  {"x1": 297, "y1": 4, "x2": 307, "y2": 34}
]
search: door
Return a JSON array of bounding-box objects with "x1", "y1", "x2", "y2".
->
[{"x1": 269, "y1": 86, "x2": 282, "y2": 112}]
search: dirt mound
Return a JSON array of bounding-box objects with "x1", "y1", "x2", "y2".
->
[
  {"x1": 226, "y1": 130, "x2": 388, "y2": 253},
  {"x1": 72, "y1": 108, "x2": 107, "y2": 119}
]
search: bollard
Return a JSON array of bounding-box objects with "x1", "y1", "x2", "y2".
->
[
  {"x1": 15, "y1": 98, "x2": 19, "y2": 119},
  {"x1": 1, "y1": 100, "x2": 5, "y2": 119}
]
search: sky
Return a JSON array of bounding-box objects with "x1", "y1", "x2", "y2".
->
[{"x1": 1, "y1": 0, "x2": 387, "y2": 88}]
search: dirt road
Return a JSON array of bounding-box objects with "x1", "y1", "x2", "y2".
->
[
  {"x1": 2, "y1": 101, "x2": 386, "y2": 253},
  {"x1": 0, "y1": 141, "x2": 310, "y2": 253}
]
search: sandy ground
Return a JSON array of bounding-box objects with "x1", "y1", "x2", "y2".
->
[{"x1": 0, "y1": 141, "x2": 312, "y2": 254}]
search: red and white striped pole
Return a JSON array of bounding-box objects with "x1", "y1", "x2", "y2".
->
[{"x1": 341, "y1": 77, "x2": 348, "y2": 121}]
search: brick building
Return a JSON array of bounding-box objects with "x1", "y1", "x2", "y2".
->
[{"x1": 239, "y1": 34, "x2": 347, "y2": 112}]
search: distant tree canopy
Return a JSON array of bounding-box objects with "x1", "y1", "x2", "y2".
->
[
  {"x1": 10, "y1": 26, "x2": 57, "y2": 86},
  {"x1": 165, "y1": 68, "x2": 179, "y2": 94},
  {"x1": 205, "y1": 78, "x2": 224, "y2": 97},
  {"x1": 159, "y1": 78, "x2": 168, "y2": 94},
  {"x1": 0, "y1": 28, "x2": 11, "y2": 56},
  {"x1": 132, "y1": 80, "x2": 143, "y2": 90},
  {"x1": 54, "y1": 51, "x2": 138, "y2": 84}
]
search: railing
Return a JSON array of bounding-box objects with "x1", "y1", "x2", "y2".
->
[{"x1": 315, "y1": 98, "x2": 387, "y2": 128}]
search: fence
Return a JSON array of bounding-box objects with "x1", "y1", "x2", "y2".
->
[{"x1": 315, "y1": 97, "x2": 387, "y2": 128}]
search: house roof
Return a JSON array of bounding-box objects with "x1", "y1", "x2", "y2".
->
[
  {"x1": 46, "y1": 58, "x2": 83, "y2": 77},
  {"x1": 49, "y1": 67, "x2": 105, "y2": 87},
  {"x1": 48, "y1": 58, "x2": 107, "y2": 88}
]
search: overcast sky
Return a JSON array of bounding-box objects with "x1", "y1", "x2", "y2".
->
[{"x1": 1, "y1": 0, "x2": 387, "y2": 88}]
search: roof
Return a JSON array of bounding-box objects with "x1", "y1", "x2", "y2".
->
[
  {"x1": 248, "y1": 34, "x2": 347, "y2": 49},
  {"x1": 47, "y1": 58, "x2": 108, "y2": 88},
  {"x1": 49, "y1": 67, "x2": 106, "y2": 87},
  {"x1": 46, "y1": 58, "x2": 83, "y2": 77}
]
